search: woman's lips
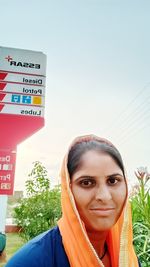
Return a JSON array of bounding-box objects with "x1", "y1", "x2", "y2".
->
[{"x1": 89, "y1": 208, "x2": 115, "y2": 216}]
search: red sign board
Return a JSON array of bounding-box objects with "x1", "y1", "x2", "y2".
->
[
  {"x1": 0, "y1": 46, "x2": 47, "y2": 195},
  {"x1": 0, "y1": 149, "x2": 16, "y2": 195}
]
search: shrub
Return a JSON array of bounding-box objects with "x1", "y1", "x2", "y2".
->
[{"x1": 13, "y1": 161, "x2": 61, "y2": 241}]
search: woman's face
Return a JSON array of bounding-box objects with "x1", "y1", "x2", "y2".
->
[{"x1": 70, "y1": 150, "x2": 127, "y2": 232}]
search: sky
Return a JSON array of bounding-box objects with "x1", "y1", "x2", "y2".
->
[{"x1": 0, "y1": 0, "x2": 150, "y2": 192}]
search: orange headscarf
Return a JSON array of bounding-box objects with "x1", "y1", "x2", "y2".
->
[{"x1": 58, "y1": 135, "x2": 138, "y2": 267}]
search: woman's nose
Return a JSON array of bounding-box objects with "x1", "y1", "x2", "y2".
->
[{"x1": 95, "y1": 185, "x2": 112, "y2": 202}]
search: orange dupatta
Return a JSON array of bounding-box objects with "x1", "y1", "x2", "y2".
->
[{"x1": 58, "y1": 135, "x2": 139, "y2": 267}]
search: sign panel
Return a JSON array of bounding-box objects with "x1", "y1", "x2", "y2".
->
[
  {"x1": 0, "y1": 82, "x2": 44, "y2": 95},
  {"x1": 0, "y1": 72, "x2": 46, "y2": 86},
  {"x1": 0, "y1": 93, "x2": 44, "y2": 106},
  {"x1": 0, "y1": 103, "x2": 44, "y2": 116},
  {"x1": 0, "y1": 46, "x2": 46, "y2": 75},
  {"x1": 0, "y1": 46, "x2": 46, "y2": 119},
  {"x1": 0, "y1": 150, "x2": 16, "y2": 195}
]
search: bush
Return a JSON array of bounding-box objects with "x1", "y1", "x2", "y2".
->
[
  {"x1": 131, "y1": 167, "x2": 150, "y2": 266},
  {"x1": 13, "y1": 161, "x2": 61, "y2": 241}
]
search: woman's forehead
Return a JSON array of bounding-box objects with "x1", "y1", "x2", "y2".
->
[{"x1": 73, "y1": 150, "x2": 123, "y2": 175}]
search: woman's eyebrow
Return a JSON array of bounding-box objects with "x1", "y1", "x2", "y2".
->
[
  {"x1": 73, "y1": 174, "x2": 124, "y2": 182},
  {"x1": 74, "y1": 175, "x2": 95, "y2": 181},
  {"x1": 106, "y1": 173, "x2": 124, "y2": 178}
]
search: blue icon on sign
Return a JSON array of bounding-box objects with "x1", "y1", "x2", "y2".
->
[
  {"x1": 22, "y1": 95, "x2": 31, "y2": 104},
  {"x1": 11, "y1": 94, "x2": 21, "y2": 103}
]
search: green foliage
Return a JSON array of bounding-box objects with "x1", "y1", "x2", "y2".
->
[
  {"x1": 13, "y1": 161, "x2": 61, "y2": 241},
  {"x1": 131, "y1": 167, "x2": 150, "y2": 266}
]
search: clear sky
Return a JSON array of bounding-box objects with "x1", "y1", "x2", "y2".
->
[{"x1": 0, "y1": 0, "x2": 150, "y2": 191}]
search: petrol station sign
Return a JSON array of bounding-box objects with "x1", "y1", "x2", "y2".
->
[
  {"x1": 0, "y1": 150, "x2": 16, "y2": 195},
  {"x1": 0, "y1": 46, "x2": 47, "y2": 195}
]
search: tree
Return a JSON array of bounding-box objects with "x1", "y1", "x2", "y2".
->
[{"x1": 13, "y1": 161, "x2": 61, "y2": 241}]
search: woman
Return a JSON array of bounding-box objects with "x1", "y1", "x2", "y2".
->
[{"x1": 6, "y1": 134, "x2": 141, "y2": 267}]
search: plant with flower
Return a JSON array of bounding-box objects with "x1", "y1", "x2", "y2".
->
[{"x1": 131, "y1": 167, "x2": 150, "y2": 266}]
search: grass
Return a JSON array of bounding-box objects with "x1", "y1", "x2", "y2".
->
[{"x1": 0, "y1": 233, "x2": 25, "y2": 267}]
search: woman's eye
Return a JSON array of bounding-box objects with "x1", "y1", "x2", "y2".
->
[
  {"x1": 107, "y1": 177, "x2": 118, "y2": 185},
  {"x1": 79, "y1": 179, "x2": 95, "y2": 187}
]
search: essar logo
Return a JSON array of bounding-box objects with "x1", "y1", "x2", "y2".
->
[{"x1": 5, "y1": 55, "x2": 41, "y2": 69}]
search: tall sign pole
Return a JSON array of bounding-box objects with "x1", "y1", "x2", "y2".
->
[{"x1": 0, "y1": 46, "x2": 46, "y2": 233}]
